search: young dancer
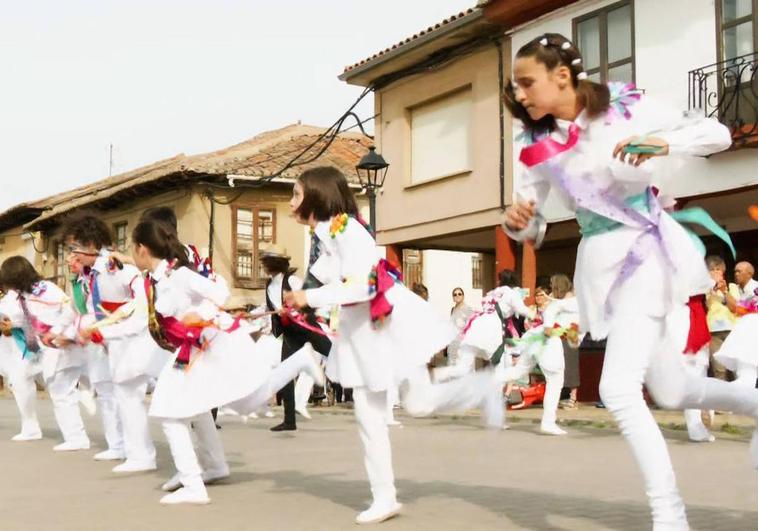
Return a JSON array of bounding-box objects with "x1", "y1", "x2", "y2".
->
[
  {"x1": 502, "y1": 33, "x2": 758, "y2": 529},
  {"x1": 502, "y1": 284, "x2": 583, "y2": 435},
  {"x1": 131, "y1": 219, "x2": 322, "y2": 504},
  {"x1": 0, "y1": 256, "x2": 95, "y2": 452},
  {"x1": 61, "y1": 213, "x2": 171, "y2": 471},
  {"x1": 435, "y1": 270, "x2": 531, "y2": 384},
  {"x1": 0, "y1": 290, "x2": 43, "y2": 441},
  {"x1": 284, "y1": 166, "x2": 499, "y2": 524},
  {"x1": 260, "y1": 244, "x2": 331, "y2": 431}
]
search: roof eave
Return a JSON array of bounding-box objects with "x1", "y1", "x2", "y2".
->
[{"x1": 338, "y1": 9, "x2": 487, "y2": 87}]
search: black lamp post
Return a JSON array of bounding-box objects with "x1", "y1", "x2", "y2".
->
[{"x1": 355, "y1": 146, "x2": 389, "y2": 230}]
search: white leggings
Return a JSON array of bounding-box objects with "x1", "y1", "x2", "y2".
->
[
  {"x1": 353, "y1": 387, "x2": 396, "y2": 505},
  {"x1": 6, "y1": 368, "x2": 41, "y2": 437},
  {"x1": 599, "y1": 312, "x2": 758, "y2": 530}
]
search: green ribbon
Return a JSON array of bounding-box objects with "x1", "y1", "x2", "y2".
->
[
  {"x1": 71, "y1": 275, "x2": 88, "y2": 315},
  {"x1": 11, "y1": 328, "x2": 38, "y2": 361},
  {"x1": 577, "y1": 194, "x2": 735, "y2": 259}
]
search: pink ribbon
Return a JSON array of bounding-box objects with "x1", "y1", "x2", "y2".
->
[
  {"x1": 370, "y1": 259, "x2": 401, "y2": 325},
  {"x1": 519, "y1": 123, "x2": 580, "y2": 168},
  {"x1": 281, "y1": 308, "x2": 336, "y2": 337}
]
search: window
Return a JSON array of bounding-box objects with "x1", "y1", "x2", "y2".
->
[
  {"x1": 402, "y1": 249, "x2": 423, "y2": 288},
  {"x1": 53, "y1": 240, "x2": 66, "y2": 289},
  {"x1": 471, "y1": 254, "x2": 483, "y2": 290},
  {"x1": 113, "y1": 222, "x2": 128, "y2": 252},
  {"x1": 232, "y1": 206, "x2": 276, "y2": 288},
  {"x1": 409, "y1": 87, "x2": 472, "y2": 185},
  {"x1": 573, "y1": 1, "x2": 634, "y2": 83},
  {"x1": 719, "y1": 0, "x2": 757, "y2": 62}
]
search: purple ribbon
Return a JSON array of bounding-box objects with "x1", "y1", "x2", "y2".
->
[{"x1": 546, "y1": 161, "x2": 676, "y2": 317}]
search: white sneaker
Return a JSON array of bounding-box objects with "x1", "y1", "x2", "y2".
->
[
  {"x1": 689, "y1": 434, "x2": 716, "y2": 443},
  {"x1": 94, "y1": 449, "x2": 126, "y2": 461},
  {"x1": 540, "y1": 424, "x2": 567, "y2": 436},
  {"x1": 296, "y1": 407, "x2": 312, "y2": 420},
  {"x1": 387, "y1": 419, "x2": 402, "y2": 427},
  {"x1": 750, "y1": 429, "x2": 758, "y2": 469},
  {"x1": 159, "y1": 486, "x2": 210, "y2": 505},
  {"x1": 355, "y1": 501, "x2": 402, "y2": 525},
  {"x1": 161, "y1": 473, "x2": 183, "y2": 492},
  {"x1": 12, "y1": 431, "x2": 42, "y2": 442},
  {"x1": 53, "y1": 440, "x2": 90, "y2": 452},
  {"x1": 161, "y1": 469, "x2": 230, "y2": 492},
  {"x1": 113, "y1": 460, "x2": 157, "y2": 473},
  {"x1": 263, "y1": 410, "x2": 276, "y2": 418}
]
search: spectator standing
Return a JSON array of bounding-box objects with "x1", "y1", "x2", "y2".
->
[{"x1": 447, "y1": 288, "x2": 473, "y2": 365}]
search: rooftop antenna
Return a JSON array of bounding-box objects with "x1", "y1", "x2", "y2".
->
[{"x1": 109, "y1": 143, "x2": 114, "y2": 176}]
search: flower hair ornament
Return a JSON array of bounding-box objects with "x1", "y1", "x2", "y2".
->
[{"x1": 538, "y1": 34, "x2": 589, "y2": 82}]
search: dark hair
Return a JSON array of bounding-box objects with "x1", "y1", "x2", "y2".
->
[
  {"x1": 411, "y1": 282, "x2": 429, "y2": 298},
  {"x1": 498, "y1": 270, "x2": 518, "y2": 288},
  {"x1": 61, "y1": 211, "x2": 114, "y2": 249},
  {"x1": 0, "y1": 256, "x2": 42, "y2": 294},
  {"x1": 140, "y1": 207, "x2": 177, "y2": 231},
  {"x1": 296, "y1": 166, "x2": 359, "y2": 222},
  {"x1": 132, "y1": 220, "x2": 191, "y2": 269},
  {"x1": 504, "y1": 33, "x2": 611, "y2": 134},
  {"x1": 452, "y1": 287, "x2": 464, "y2": 296},
  {"x1": 261, "y1": 256, "x2": 296, "y2": 276}
]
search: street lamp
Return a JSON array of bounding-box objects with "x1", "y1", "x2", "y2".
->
[{"x1": 355, "y1": 145, "x2": 389, "y2": 230}]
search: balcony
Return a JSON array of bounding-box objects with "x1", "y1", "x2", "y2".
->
[{"x1": 688, "y1": 52, "x2": 758, "y2": 149}]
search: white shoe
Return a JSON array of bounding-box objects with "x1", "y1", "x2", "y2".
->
[
  {"x1": 113, "y1": 460, "x2": 157, "y2": 473},
  {"x1": 296, "y1": 407, "x2": 312, "y2": 420},
  {"x1": 247, "y1": 412, "x2": 258, "y2": 420},
  {"x1": 53, "y1": 440, "x2": 90, "y2": 452},
  {"x1": 78, "y1": 389, "x2": 98, "y2": 416},
  {"x1": 161, "y1": 473, "x2": 183, "y2": 492},
  {"x1": 501, "y1": 423, "x2": 511, "y2": 431},
  {"x1": 161, "y1": 469, "x2": 230, "y2": 492},
  {"x1": 689, "y1": 434, "x2": 716, "y2": 443},
  {"x1": 355, "y1": 501, "x2": 402, "y2": 525},
  {"x1": 263, "y1": 410, "x2": 276, "y2": 418},
  {"x1": 12, "y1": 431, "x2": 42, "y2": 442},
  {"x1": 540, "y1": 424, "x2": 567, "y2": 436},
  {"x1": 159, "y1": 486, "x2": 210, "y2": 505},
  {"x1": 750, "y1": 429, "x2": 758, "y2": 469},
  {"x1": 387, "y1": 419, "x2": 402, "y2": 427},
  {"x1": 94, "y1": 449, "x2": 126, "y2": 461}
]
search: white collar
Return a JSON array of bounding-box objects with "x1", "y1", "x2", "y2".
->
[
  {"x1": 151, "y1": 259, "x2": 170, "y2": 281},
  {"x1": 554, "y1": 108, "x2": 590, "y2": 132}
]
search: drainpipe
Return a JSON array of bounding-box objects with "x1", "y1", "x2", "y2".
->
[
  {"x1": 207, "y1": 188, "x2": 215, "y2": 262},
  {"x1": 495, "y1": 36, "x2": 506, "y2": 211}
]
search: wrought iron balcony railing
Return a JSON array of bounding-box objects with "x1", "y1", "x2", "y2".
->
[{"x1": 688, "y1": 51, "x2": 758, "y2": 148}]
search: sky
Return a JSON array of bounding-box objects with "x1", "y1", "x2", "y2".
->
[{"x1": 0, "y1": 0, "x2": 474, "y2": 211}]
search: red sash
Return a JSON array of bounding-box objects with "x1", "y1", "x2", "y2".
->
[{"x1": 684, "y1": 295, "x2": 711, "y2": 355}]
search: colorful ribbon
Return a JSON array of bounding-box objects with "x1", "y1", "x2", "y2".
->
[
  {"x1": 368, "y1": 259, "x2": 401, "y2": 326},
  {"x1": 519, "y1": 123, "x2": 579, "y2": 168}
]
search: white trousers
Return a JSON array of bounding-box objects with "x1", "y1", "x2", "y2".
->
[
  {"x1": 682, "y1": 348, "x2": 712, "y2": 442},
  {"x1": 226, "y1": 346, "x2": 314, "y2": 415},
  {"x1": 46, "y1": 367, "x2": 90, "y2": 445},
  {"x1": 402, "y1": 366, "x2": 504, "y2": 428},
  {"x1": 162, "y1": 411, "x2": 226, "y2": 493},
  {"x1": 353, "y1": 387, "x2": 397, "y2": 505},
  {"x1": 433, "y1": 346, "x2": 476, "y2": 383},
  {"x1": 599, "y1": 312, "x2": 758, "y2": 530},
  {"x1": 46, "y1": 367, "x2": 123, "y2": 450},
  {"x1": 295, "y1": 372, "x2": 315, "y2": 412},
  {"x1": 7, "y1": 369, "x2": 41, "y2": 437},
  {"x1": 114, "y1": 376, "x2": 155, "y2": 464},
  {"x1": 502, "y1": 337, "x2": 565, "y2": 429}
]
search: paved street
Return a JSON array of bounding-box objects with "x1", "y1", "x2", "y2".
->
[{"x1": 0, "y1": 396, "x2": 756, "y2": 531}]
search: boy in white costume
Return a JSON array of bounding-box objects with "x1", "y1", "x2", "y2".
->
[
  {"x1": 62, "y1": 213, "x2": 172, "y2": 471},
  {"x1": 503, "y1": 33, "x2": 758, "y2": 530},
  {"x1": 0, "y1": 256, "x2": 119, "y2": 454}
]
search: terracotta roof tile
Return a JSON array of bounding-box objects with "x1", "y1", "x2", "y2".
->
[{"x1": 342, "y1": 8, "x2": 477, "y2": 74}]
